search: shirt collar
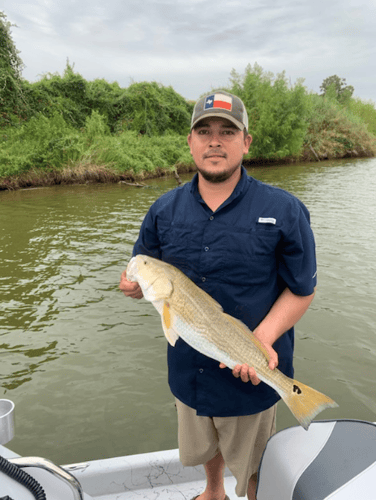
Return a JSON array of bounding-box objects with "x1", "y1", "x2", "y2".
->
[{"x1": 190, "y1": 165, "x2": 249, "y2": 211}]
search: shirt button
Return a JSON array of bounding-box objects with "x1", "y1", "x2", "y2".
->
[
  {"x1": 204, "y1": 246, "x2": 209, "y2": 252},
  {"x1": 210, "y1": 216, "x2": 214, "y2": 221},
  {"x1": 202, "y1": 277, "x2": 206, "y2": 282},
  {"x1": 199, "y1": 368, "x2": 204, "y2": 373}
]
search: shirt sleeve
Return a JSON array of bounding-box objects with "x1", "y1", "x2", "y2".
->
[
  {"x1": 132, "y1": 205, "x2": 162, "y2": 259},
  {"x1": 277, "y1": 202, "x2": 317, "y2": 296}
]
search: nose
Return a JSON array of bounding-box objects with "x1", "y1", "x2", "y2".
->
[{"x1": 208, "y1": 131, "x2": 222, "y2": 147}]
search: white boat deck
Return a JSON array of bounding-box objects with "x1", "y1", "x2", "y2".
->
[
  {"x1": 1, "y1": 445, "x2": 244, "y2": 499},
  {"x1": 67, "y1": 448, "x2": 243, "y2": 500}
]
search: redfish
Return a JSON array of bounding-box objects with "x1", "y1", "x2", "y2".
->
[{"x1": 126, "y1": 255, "x2": 338, "y2": 429}]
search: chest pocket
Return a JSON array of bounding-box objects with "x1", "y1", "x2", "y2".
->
[
  {"x1": 223, "y1": 227, "x2": 280, "y2": 285},
  {"x1": 157, "y1": 221, "x2": 194, "y2": 269}
]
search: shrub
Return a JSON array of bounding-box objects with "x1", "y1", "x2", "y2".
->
[
  {"x1": 81, "y1": 130, "x2": 192, "y2": 176},
  {"x1": 229, "y1": 64, "x2": 309, "y2": 159},
  {"x1": 0, "y1": 11, "x2": 28, "y2": 127},
  {"x1": 84, "y1": 110, "x2": 111, "y2": 145},
  {"x1": 347, "y1": 98, "x2": 376, "y2": 136},
  {"x1": 23, "y1": 62, "x2": 90, "y2": 128},
  {"x1": 113, "y1": 81, "x2": 193, "y2": 136},
  {"x1": 0, "y1": 112, "x2": 84, "y2": 177},
  {"x1": 303, "y1": 94, "x2": 376, "y2": 158}
]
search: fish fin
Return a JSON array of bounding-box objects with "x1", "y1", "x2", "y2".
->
[
  {"x1": 161, "y1": 301, "x2": 179, "y2": 347},
  {"x1": 222, "y1": 313, "x2": 270, "y2": 361},
  {"x1": 143, "y1": 276, "x2": 173, "y2": 302},
  {"x1": 280, "y1": 377, "x2": 339, "y2": 430}
]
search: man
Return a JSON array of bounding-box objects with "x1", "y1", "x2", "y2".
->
[{"x1": 120, "y1": 91, "x2": 317, "y2": 500}]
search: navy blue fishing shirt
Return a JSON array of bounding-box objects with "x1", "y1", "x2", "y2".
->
[{"x1": 132, "y1": 166, "x2": 317, "y2": 417}]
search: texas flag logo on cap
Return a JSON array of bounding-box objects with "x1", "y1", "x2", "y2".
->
[{"x1": 204, "y1": 93, "x2": 232, "y2": 111}]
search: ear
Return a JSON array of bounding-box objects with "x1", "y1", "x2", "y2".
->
[
  {"x1": 243, "y1": 134, "x2": 252, "y2": 154},
  {"x1": 187, "y1": 132, "x2": 193, "y2": 154}
]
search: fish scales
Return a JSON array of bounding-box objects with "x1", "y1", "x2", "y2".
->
[
  {"x1": 160, "y1": 266, "x2": 268, "y2": 372},
  {"x1": 157, "y1": 263, "x2": 264, "y2": 359},
  {"x1": 126, "y1": 254, "x2": 338, "y2": 429},
  {"x1": 177, "y1": 288, "x2": 266, "y2": 368}
]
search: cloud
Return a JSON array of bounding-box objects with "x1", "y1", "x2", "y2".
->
[{"x1": 2, "y1": 0, "x2": 376, "y2": 102}]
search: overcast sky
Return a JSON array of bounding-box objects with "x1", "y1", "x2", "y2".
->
[{"x1": 2, "y1": 0, "x2": 376, "y2": 103}]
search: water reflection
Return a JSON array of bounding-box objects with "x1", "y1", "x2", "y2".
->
[{"x1": 0, "y1": 340, "x2": 60, "y2": 390}]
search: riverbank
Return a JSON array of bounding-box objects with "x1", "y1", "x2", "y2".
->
[
  {"x1": 0, "y1": 162, "x2": 193, "y2": 191},
  {"x1": 2, "y1": 126, "x2": 375, "y2": 191},
  {"x1": 1, "y1": 144, "x2": 374, "y2": 191},
  {"x1": 2, "y1": 143, "x2": 375, "y2": 192}
]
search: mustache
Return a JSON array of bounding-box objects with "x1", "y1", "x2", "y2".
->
[{"x1": 203, "y1": 150, "x2": 227, "y2": 159}]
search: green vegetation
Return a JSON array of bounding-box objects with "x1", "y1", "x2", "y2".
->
[
  {"x1": 228, "y1": 65, "x2": 376, "y2": 163},
  {"x1": 347, "y1": 97, "x2": 376, "y2": 136},
  {"x1": 0, "y1": 108, "x2": 193, "y2": 189},
  {"x1": 1, "y1": 11, "x2": 376, "y2": 190},
  {"x1": 320, "y1": 75, "x2": 354, "y2": 105},
  {"x1": 229, "y1": 65, "x2": 310, "y2": 160},
  {"x1": 0, "y1": 11, "x2": 28, "y2": 128},
  {"x1": 303, "y1": 94, "x2": 376, "y2": 160},
  {"x1": 22, "y1": 65, "x2": 193, "y2": 135}
]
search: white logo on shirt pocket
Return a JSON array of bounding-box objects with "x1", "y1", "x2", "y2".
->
[{"x1": 258, "y1": 217, "x2": 276, "y2": 225}]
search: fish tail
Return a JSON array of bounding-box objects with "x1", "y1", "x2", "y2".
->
[{"x1": 280, "y1": 378, "x2": 338, "y2": 430}]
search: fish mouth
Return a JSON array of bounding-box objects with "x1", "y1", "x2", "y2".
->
[
  {"x1": 126, "y1": 257, "x2": 138, "y2": 282},
  {"x1": 126, "y1": 255, "x2": 161, "y2": 298}
]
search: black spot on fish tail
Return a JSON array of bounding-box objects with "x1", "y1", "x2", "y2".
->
[{"x1": 293, "y1": 384, "x2": 302, "y2": 395}]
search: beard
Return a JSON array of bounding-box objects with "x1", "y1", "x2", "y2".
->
[{"x1": 196, "y1": 162, "x2": 241, "y2": 184}]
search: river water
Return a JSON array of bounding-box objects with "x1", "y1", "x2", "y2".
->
[{"x1": 0, "y1": 158, "x2": 375, "y2": 465}]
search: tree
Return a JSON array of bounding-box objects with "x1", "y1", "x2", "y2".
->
[
  {"x1": 0, "y1": 10, "x2": 27, "y2": 126},
  {"x1": 228, "y1": 63, "x2": 309, "y2": 159},
  {"x1": 320, "y1": 75, "x2": 354, "y2": 104}
]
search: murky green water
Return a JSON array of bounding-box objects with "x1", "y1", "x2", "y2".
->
[{"x1": 1, "y1": 158, "x2": 375, "y2": 465}]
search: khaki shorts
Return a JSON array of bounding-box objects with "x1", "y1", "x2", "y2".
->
[{"x1": 175, "y1": 398, "x2": 277, "y2": 497}]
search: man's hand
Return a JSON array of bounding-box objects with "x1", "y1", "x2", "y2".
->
[
  {"x1": 219, "y1": 342, "x2": 278, "y2": 385},
  {"x1": 119, "y1": 270, "x2": 144, "y2": 299},
  {"x1": 220, "y1": 288, "x2": 315, "y2": 384}
]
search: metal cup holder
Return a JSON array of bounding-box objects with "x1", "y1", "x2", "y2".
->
[{"x1": 0, "y1": 399, "x2": 15, "y2": 445}]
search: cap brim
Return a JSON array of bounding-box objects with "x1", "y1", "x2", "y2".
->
[{"x1": 191, "y1": 112, "x2": 245, "y2": 131}]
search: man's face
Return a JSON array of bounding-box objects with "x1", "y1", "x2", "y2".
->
[{"x1": 187, "y1": 117, "x2": 252, "y2": 183}]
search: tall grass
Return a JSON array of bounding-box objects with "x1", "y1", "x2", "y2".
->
[
  {"x1": 347, "y1": 97, "x2": 376, "y2": 136},
  {"x1": 0, "y1": 112, "x2": 83, "y2": 178},
  {"x1": 81, "y1": 113, "x2": 192, "y2": 175},
  {"x1": 0, "y1": 110, "x2": 193, "y2": 189},
  {"x1": 303, "y1": 94, "x2": 376, "y2": 159}
]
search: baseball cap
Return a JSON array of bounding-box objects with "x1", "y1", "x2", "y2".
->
[{"x1": 191, "y1": 91, "x2": 249, "y2": 132}]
